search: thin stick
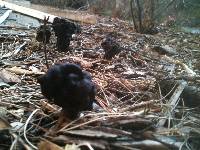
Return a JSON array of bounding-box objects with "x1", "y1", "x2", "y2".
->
[
  {"x1": 43, "y1": 16, "x2": 49, "y2": 69},
  {"x1": 24, "y1": 109, "x2": 40, "y2": 150},
  {"x1": 59, "y1": 113, "x2": 141, "y2": 132},
  {"x1": 10, "y1": 133, "x2": 32, "y2": 150}
]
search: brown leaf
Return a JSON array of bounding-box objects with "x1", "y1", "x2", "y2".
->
[
  {"x1": 0, "y1": 69, "x2": 21, "y2": 84},
  {"x1": 0, "y1": 116, "x2": 11, "y2": 130},
  {"x1": 5, "y1": 66, "x2": 45, "y2": 75},
  {"x1": 38, "y1": 139, "x2": 64, "y2": 150}
]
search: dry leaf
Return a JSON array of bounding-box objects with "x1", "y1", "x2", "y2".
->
[
  {"x1": 5, "y1": 66, "x2": 45, "y2": 75},
  {"x1": 29, "y1": 66, "x2": 42, "y2": 73},
  {"x1": 10, "y1": 122, "x2": 24, "y2": 132},
  {"x1": 0, "y1": 116, "x2": 10, "y2": 130},
  {"x1": 40, "y1": 100, "x2": 59, "y2": 112},
  {"x1": 65, "y1": 144, "x2": 80, "y2": 150},
  {"x1": 38, "y1": 139, "x2": 64, "y2": 150},
  {"x1": 0, "y1": 69, "x2": 21, "y2": 84}
]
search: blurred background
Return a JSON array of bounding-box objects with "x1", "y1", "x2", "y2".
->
[{"x1": 5, "y1": 0, "x2": 200, "y2": 33}]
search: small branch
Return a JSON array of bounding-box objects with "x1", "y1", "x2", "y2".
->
[{"x1": 43, "y1": 16, "x2": 50, "y2": 69}]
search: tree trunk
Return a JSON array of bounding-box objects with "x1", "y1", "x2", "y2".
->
[{"x1": 130, "y1": 0, "x2": 157, "y2": 34}]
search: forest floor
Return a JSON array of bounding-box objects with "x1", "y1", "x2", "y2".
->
[{"x1": 0, "y1": 9, "x2": 200, "y2": 150}]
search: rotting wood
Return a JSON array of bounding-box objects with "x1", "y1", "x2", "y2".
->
[
  {"x1": 0, "y1": 25, "x2": 30, "y2": 30},
  {"x1": 159, "y1": 79, "x2": 200, "y2": 107},
  {"x1": 158, "y1": 81, "x2": 187, "y2": 127},
  {"x1": 0, "y1": 0, "x2": 56, "y2": 23},
  {"x1": 0, "y1": 0, "x2": 97, "y2": 24},
  {"x1": 0, "y1": 9, "x2": 12, "y2": 24},
  {"x1": 168, "y1": 81, "x2": 187, "y2": 109}
]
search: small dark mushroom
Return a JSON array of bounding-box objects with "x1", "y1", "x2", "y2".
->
[
  {"x1": 52, "y1": 17, "x2": 81, "y2": 51},
  {"x1": 36, "y1": 25, "x2": 51, "y2": 43},
  {"x1": 37, "y1": 63, "x2": 96, "y2": 119},
  {"x1": 101, "y1": 34, "x2": 121, "y2": 60}
]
